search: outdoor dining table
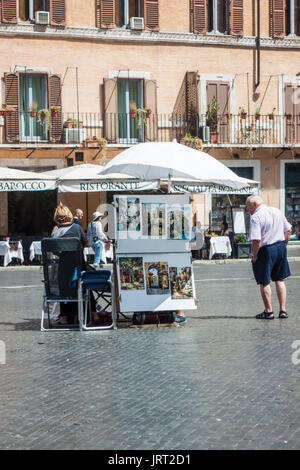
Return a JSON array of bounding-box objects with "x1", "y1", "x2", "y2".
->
[
  {"x1": 27, "y1": 241, "x2": 113, "y2": 264},
  {"x1": 0, "y1": 240, "x2": 24, "y2": 266},
  {"x1": 29, "y1": 241, "x2": 42, "y2": 261},
  {"x1": 83, "y1": 244, "x2": 113, "y2": 264},
  {"x1": 209, "y1": 236, "x2": 232, "y2": 259}
]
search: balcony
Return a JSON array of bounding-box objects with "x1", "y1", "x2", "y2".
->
[{"x1": 1, "y1": 112, "x2": 300, "y2": 147}]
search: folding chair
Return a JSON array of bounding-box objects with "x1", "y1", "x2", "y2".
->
[
  {"x1": 41, "y1": 237, "x2": 83, "y2": 331},
  {"x1": 78, "y1": 269, "x2": 117, "y2": 330}
]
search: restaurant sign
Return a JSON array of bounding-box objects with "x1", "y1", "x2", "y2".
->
[
  {"x1": 0, "y1": 180, "x2": 56, "y2": 191},
  {"x1": 170, "y1": 183, "x2": 258, "y2": 195},
  {"x1": 58, "y1": 180, "x2": 160, "y2": 193}
]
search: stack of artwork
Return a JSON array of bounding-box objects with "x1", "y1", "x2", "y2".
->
[{"x1": 119, "y1": 257, "x2": 193, "y2": 299}]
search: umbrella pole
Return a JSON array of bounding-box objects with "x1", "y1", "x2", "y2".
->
[{"x1": 85, "y1": 192, "x2": 88, "y2": 229}]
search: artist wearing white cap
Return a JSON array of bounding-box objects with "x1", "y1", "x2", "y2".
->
[{"x1": 87, "y1": 211, "x2": 109, "y2": 268}]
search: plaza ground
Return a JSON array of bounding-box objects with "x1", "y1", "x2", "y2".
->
[{"x1": 0, "y1": 257, "x2": 299, "y2": 450}]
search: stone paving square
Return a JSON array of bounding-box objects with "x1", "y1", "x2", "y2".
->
[{"x1": 0, "y1": 260, "x2": 299, "y2": 450}]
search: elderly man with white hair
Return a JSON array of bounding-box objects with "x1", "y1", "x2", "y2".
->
[{"x1": 246, "y1": 195, "x2": 292, "y2": 319}]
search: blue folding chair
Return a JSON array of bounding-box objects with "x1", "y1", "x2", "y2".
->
[{"x1": 79, "y1": 269, "x2": 117, "y2": 330}]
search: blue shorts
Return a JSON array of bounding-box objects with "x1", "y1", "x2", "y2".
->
[{"x1": 252, "y1": 241, "x2": 291, "y2": 285}]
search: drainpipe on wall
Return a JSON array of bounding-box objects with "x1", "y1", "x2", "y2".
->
[{"x1": 256, "y1": 0, "x2": 260, "y2": 89}]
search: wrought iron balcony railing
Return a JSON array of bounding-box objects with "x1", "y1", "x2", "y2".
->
[{"x1": 2, "y1": 112, "x2": 300, "y2": 146}]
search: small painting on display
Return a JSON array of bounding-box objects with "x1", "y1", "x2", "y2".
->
[
  {"x1": 144, "y1": 261, "x2": 170, "y2": 295},
  {"x1": 169, "y1": 266, "x2": 193, "y2": 299},
  {"x1": 119, "y1": 257, "x2": 145, "y2": 290}
]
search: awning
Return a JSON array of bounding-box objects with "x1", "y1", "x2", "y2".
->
[{"x1": 0, "y1": 167, "x2": 56, "y2": 191}]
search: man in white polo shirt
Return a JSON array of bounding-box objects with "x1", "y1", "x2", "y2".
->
[{"x1": 246, "y1": 195, "x2": 292, "y2": 319}]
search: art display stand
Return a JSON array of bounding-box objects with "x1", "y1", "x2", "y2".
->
[{"x1": 113, "y1": 194, "x2": 197, "y2": 315}]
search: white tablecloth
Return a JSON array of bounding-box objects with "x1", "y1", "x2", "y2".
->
[
  {"x1": 0, "y1": 241, "x2": 24, "y2": 266},
  {"x1": 84, "y1": 244, "x2": 113, "y2": 264},
  {"x1": 27, "y1": 241, "x2": 113, "y2": 264},
  {"x1": 209, "y1": 236, "x2": 232, "y2": 259},
  {"x1": 29, "y1": 241, "x2": 42, "y2": 261}
]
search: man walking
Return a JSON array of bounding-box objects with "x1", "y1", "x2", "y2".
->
[{"x1": 246, "y1": 195, "x2": 292, "y2": 319}]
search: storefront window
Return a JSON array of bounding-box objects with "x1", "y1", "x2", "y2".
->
[
  {"x1": 285, "y1": 163, "x2": 300, "y2": 233},
  {"x1": 211, "y1": 167, "x2": 253, "y2": 233}
]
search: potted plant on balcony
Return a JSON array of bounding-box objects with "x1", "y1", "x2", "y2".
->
[
  {"x1": 206, "y1": 97, "x2": 219, "y2": 143},
  {"x1": 136, "y1": 108, "x2": 148, "y2": 128},
  {"x1": 239, "y1": 107, "x2": 247, "y2": 119},
  {"x1": 268, "y1": 108, "x2": 276, "y2": 120},
  {"x1": 145, "y1": 108, "x2": 152, "y2": 118},
  {"x1": 129, "y1": 101, "x2": 137, "y2": 118},
  {"x1": 0, "y1": 106, "x2": 15, "y2": 116},
  {"x1": 50, "y1": 105, "x2": 61, "y2": 118},
  {"x1": 255, "y1": 108, "x2": 261, "y2": 120},
  {"x1": 234, "y1": 233, "x2": 251, "y2": 259},
  {"x1": 64, "y1": 118, "x2": 74, "y2": 128},
  {"x1": 30, "y1": 101, "x2": 38, "y2": 117},
  {"x1": 83, "y1": 136, "x2": 107, "y2": 149},
  {"x1": 37, "y1": 108, "x2": 51, "y2": 131}
]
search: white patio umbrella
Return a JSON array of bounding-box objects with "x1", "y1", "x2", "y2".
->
[
  {"x1": 0, "y1": 166, "x2": 56, "y2": 191},
  {"x1": 98, "y1": 142, "x2": 257, "y2": 190}
]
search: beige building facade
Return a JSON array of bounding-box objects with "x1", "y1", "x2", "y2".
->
[{"x1": 0, "y1": 0, "x2": 300, "y2": 235}]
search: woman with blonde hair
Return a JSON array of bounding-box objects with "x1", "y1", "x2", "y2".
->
[
  {"x1": 52, "y1": 202, "x2": 87, "y2": 245},
  {"x1": 51, "y1": 203, "x2": 88, "y2": 325}
]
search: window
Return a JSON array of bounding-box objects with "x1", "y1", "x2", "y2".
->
[
  {"x1": 284, "y1": 83, "x2": 300, "y2": 143},
  {"x1": 19, "y1": 73, "x2": 48, "y2": 141},
  {"x1": 97, "y1": 0, "x2": 159, "y2": 30},
  {"x1": 286, "y1": 0, "x2": 300, "y2": 36},
  {"x1": 75, "y1": 152, "x2": 84, "y2": 162},
  {"x1": 19, "y1": 0, "x2": 48, "y2": 22},
  {"x1": 208, "y1": 0, "x2": 229, "y2": 34},
  {"x1": 117, "y1": 78, "x2": 143, "y2": 142},
  {"x1": 117, "y1": 0, "x2": 141, "y2": 27},
  {"x1": 211, "y1": 167, "x2": 253, "y2": 233},
  {"x1": 192, "y1": 0, "x2": 243, "y2": 35}
]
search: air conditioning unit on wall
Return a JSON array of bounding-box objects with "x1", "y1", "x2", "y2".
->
[
  {"x1": 64, "y1": 128, "x2": 86, "y2": 144},
  {"x1": 35, "y1": 11, "x2": 50, "y2": 25},
  {"x1": 130, "y1": 17, "x2": 144, "y2": 30}
]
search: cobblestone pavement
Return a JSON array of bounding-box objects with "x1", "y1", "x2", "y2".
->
[{"x1": 0, "y1": 260, "x2": 300, "y2": 450}]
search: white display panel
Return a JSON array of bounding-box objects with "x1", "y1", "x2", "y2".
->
[
  {"x1": 116, "y1": 252, "x2": 196, "y2": 313},
  {"x1": 232, "y1": 208, "x2": 246, "y2": 234},
  {"x1": 114, "y1": 194, "x2": 191, "y2": 254}
]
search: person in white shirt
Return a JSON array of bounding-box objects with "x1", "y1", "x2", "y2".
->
[
  {"x1": 246, "y1": 195, "x2": 292, "y2": 319},
  {"x1": 87, "y1": 211, "x2": 109, "y2": 268}
]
